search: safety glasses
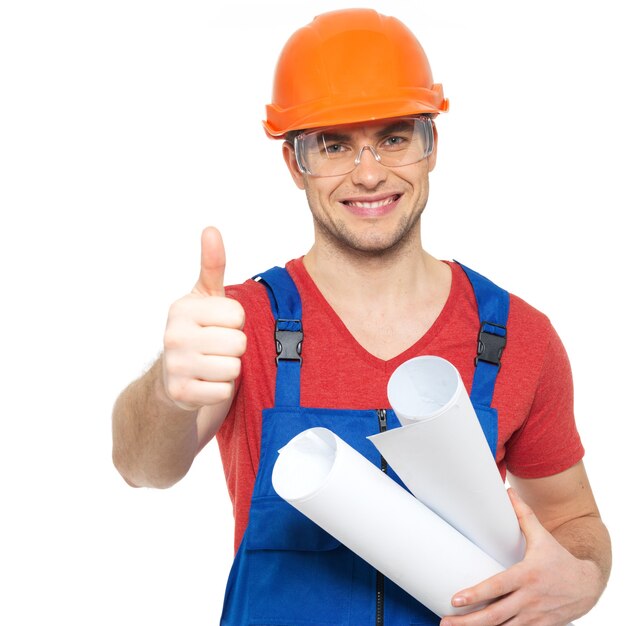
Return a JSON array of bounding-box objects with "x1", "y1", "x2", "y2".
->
[{"x1": 294, "y1": 116, "x2": 434, "y2": 178}]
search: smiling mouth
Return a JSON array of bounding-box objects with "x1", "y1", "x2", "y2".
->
[{"x1": 342, "y1": 194, "x2": 400, "y2": 209}]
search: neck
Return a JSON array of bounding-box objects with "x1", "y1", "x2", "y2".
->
[
  {"x1": 303, "y1": 224, "x2": 445, "y2": 308},
  {"x1": 302, "y1": 225, "x2": 452, "y2": 361}
]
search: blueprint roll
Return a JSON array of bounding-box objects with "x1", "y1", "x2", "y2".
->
[
  {"x1": 369, "y1": 355, "x2": 525, "y2": 568},
  {"x1": 272, "y1": 427, "x2": 504, "y2": 618}
]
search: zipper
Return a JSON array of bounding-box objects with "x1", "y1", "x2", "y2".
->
[
  {"x1": 375, "y1": 409, "x2": 388, "y2": 626},
  {"x1": 377, "y1": 409, "x2": 388, "y2": 472}
]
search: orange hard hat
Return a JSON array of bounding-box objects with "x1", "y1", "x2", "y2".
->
[{"x1": 263, "y1": 8, "x2": 449, "y2": 139}]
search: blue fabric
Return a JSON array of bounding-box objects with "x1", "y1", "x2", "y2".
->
[
  {"x1": 221, "y1": 263, "x2": 510, "y2": 625},
  {"x1": 254, "y1": 267, "x2": 303, "y2": 407},
  {"x1": 253, "y1": 266, "x2": 303, "y2": 322},
  {"x1": 221, "y1": 407, "x2": 439, "y2": 625},
  {"x1": 456, "y1": 263, "x2": 510, "y2": 457}
]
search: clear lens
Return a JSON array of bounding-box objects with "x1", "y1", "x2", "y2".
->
[{"x1": 294, "y1": 116, "x2": 434, "y2": 178}]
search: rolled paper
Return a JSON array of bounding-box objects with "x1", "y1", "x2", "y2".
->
[
  {"x1": 369, "y1": 355, "x2": 525, "y2": 568},
  {"x1": 272, "y1": 427, "x2": 505, "y2": 618}
]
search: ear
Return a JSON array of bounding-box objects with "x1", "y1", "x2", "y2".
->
[
  {"x1": 427, "y1": 123, "x2": 438, "y2": 172},
  {"x1": 282, "y1": 141, "x2": 306, "y2": 190}
]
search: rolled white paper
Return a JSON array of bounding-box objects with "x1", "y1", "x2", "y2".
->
[
  {"x1": 369, "y1": 355, "x2": 525, "y2": 568},
  {"x1": 272, "y1": 427, "x2": 504, "y2": 618}
]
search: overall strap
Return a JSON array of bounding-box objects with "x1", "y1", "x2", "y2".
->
[
  {"x1": 456, "y1": 262, "x2": 510, "y2": 409},
  {"x1": 254, "y1": 267, "x2": 303, "y2": 407}
]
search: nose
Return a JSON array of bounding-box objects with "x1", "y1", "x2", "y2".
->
[{"x1": 350, "y1": 145, "x2": 388, "y2": 187}]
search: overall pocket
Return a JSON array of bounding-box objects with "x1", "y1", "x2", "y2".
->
[{"x1": 245, "y1": 496, "x2": 351, "y2": 625}]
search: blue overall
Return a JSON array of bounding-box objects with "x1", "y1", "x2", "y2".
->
[{"x1": 220, "y1": 263, "x2": 509, "y2": 625}]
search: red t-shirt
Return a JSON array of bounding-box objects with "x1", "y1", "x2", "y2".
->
[{"x1": 219, "y1": 259, "x2": 584, "y2": 552}]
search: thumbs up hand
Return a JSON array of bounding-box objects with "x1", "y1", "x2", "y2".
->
[
  {"x1": 193, "y1": 226, "x2": 227, "y2": 297},
  {"x1": 162, "y1": 227, "x2": 246, "y2": 411}
]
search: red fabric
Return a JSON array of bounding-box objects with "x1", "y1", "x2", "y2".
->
[{"x1": 219, "y1": 259, "x2": 584, "y2": 552}]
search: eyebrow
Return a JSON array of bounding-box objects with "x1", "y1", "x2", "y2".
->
[
  {"x1": 320, "y1": 120, "x2": 415, "y2": 143},
  {"x1": 320, "y1": 130, "x2": 351, "y2": 142},
  {"x1": 373, "y1": 120, "x2": 414, "y2": 139}
]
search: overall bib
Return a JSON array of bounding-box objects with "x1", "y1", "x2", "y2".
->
[{"x1": 220, "y1": 263, "x2": 509, "y2": 626}]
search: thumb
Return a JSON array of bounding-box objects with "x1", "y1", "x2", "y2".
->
[
  {"x1": 194, "y1": 226, "x2": 226, "y2": 296},
  {"x1": 508, "y1": 488, "x2": 545, "y2": 548}
]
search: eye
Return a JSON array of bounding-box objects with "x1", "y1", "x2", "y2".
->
[
  {"x1": 325, "y1": 142, "x2": 349, "y2": 155},
  {"x1": 381, "y1": 135, "x2": 408, "y2": 149}
]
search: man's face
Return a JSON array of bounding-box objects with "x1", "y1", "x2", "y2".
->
[{"x1": 283, "y1": 116, "x2": 437, "y2": 257}]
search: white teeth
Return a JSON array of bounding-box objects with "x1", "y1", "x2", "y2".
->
[{"x1": 346, "y1": 196, "x2": 397, "y2": 209}]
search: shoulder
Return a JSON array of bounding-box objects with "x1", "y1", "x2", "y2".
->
[
  {"x1": 224, "y1": 261, "x2": 306, "y2": 340},
  {"x1": 508, "y1": 292, "x2": 554, "y2": 345},
  {"x1": 453, "y1": 262, "x2": 564, "y2": 378},
  {"x1": 225, "y1": 260, "x2": 304, "y2": 315},
  {"x1": 453, "y1": 262, "x2": 554, "y2": 336},
  {"x1": 225, "y1": 277, "x2": 269, "y2": 310}
]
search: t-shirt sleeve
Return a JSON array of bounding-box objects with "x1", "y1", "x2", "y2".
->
[{"x1": 505, "y1": 323, "x2": 585, "y2": 478}]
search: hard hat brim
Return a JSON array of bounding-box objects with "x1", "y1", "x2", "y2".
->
[{"x1": 263, "y1": 86, "x2": 449, "y2": 139}]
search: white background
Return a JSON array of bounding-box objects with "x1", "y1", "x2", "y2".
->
[{"x1": 1, "y1": 0, "x2": 623, "y2": 623}]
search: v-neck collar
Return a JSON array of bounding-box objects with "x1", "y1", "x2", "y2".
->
[{"x1": 287, "y1": 258, "x2": 461, "y2": 373}]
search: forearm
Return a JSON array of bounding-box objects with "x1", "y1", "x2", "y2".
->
[
  {"x1": 112, "y1": 356, "x2": 200, "y2": 488},
  {"x1": 509, "y1": 464, "x2": 612, "y2": 602},
  {"x1": 551, "y1": 513, "x2": 612, "y2": 595}
]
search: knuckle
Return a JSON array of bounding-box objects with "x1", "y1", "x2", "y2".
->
[
  {"x1": 490, "y1": 581, "x2": 507, "y2": 599},
  {"x1": 165, "y1": 378, "x2": 186, "y2": 403},
  {"x1": 163, "y1": 328, "x2": 182, "y2": 351},
  {"x1": 234, "y1": 330, "x2": 247, "y2": 355},
  {"x1": 487, "y1": 573, "x2": 512, "y2": 600},
  {"x1": 233, "y1": 301, "x2": 245, "y2": 327},
  {"x1": 168, "y1": 296, "x2": 190, "y2": 318},
  {"x1": 221, "y1": 298, "x2": 245, "y2": 327},
  {"x1": 485, "y1": 605, "x2": 507, "y2": 625},
  {"x1": 525, "y1": 568, "x2": 541, "y2": 588}
]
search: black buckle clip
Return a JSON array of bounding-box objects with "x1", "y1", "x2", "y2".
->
[
  {"x1": 475, "y1": 321, "x2": 507, "y2": 369},
  {"x1": 275, "y1": 319, "x2": 303, "y2": 364}
]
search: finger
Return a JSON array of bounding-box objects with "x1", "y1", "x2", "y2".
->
[
  {"x1": 194, "y1": 226, "x2": 226, "y2": 296},
  {"x1": 165, "y1": 351, "x2": 243, "y2": 383},
  {"x1": 168, "y1": 296, "x2": 245, "y2": 330},
  {"x1": 167, "y1": 379, "x2": 234, "y2": 410},
  {"x1": 450, "y1": 568, "x2": 521, "y2": 614},
  {"x1": 441, "y1": 589, "x2": 522, "y2": 626},
  {"x1": 195, "y1": 327, "x2": 247, "y2": 357},
  {"x1": 165, "y1": 333, "x2": 243, "y2": 373},
  {"x1": 191, "y1": 354, "x2": 242, "y2": 383},
  {"x1": 193, "y1": 297, "x2": 245, "y2": 329}
]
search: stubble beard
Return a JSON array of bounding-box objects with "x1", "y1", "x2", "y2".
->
[{"x1": 306, "y1": 187, "x2": 429, "y2": 261}]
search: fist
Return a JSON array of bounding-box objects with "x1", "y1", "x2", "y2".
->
[{"x1": 162, "y1": 227, "x2": 246, "y2": 410}]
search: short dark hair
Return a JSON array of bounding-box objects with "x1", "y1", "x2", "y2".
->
[{"x1": 284, "y1": 130, "x2": 298, "y2": 144}]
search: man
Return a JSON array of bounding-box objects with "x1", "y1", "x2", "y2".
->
[{"x1": 112, "y1": 8, "x2": 611, "y2": 625}]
